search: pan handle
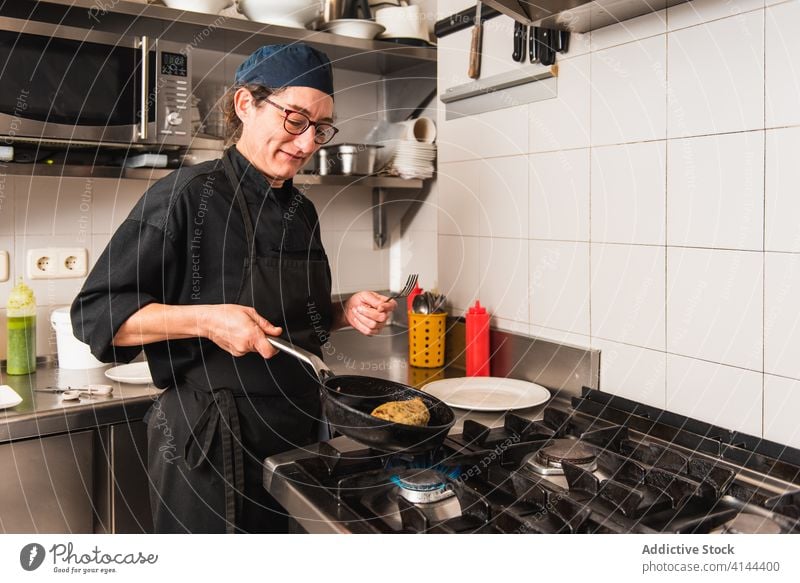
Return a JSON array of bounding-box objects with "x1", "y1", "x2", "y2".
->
[{"x1": 266, "y1": 336, "x2": 334, "y2": 382}]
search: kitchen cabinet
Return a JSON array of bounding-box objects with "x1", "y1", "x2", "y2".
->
[
  {"x1": 95, "y1": 421, "x2": 153, "y2": 534},
  {"x1": 0, "y1": 421, "x2": 153, "y2": 534},
  {"x1": 0, "y1": 366, "x2": 157, "y2": 533},
  {"x1": 0, "y1": 431, "x2": 95, "y2": 533},
  {"x1": 0, "y1": 422, "x2": 153, "y2": 534}
]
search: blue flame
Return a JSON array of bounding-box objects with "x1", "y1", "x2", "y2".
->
[{"x1": 389, "y1": 465, "x2": 462, "y2": 491}]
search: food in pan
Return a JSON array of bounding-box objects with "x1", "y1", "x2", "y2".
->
[{"x1": 370, "y1": 397, "x2": 430, "y2": 427}]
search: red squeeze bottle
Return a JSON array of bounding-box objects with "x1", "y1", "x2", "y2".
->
[
  {"x1": 466, "y1": 300, "x2": 490, "y2": 376},
  {"x1": 406, "y1": 282, "x2": 423, "y2": 313}
]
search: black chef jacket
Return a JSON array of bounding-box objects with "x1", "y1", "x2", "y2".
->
[{"x1": 71, "y1": 146, "x2": 331, "y2": 392}]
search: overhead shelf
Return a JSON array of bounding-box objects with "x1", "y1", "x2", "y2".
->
[
  {"x1": 2, "y1": 162, "x2": 423, "y2": 189},
  {"x1": 481, "y1": 0, "x2": 690, "y2": 32},
  {"x1": 8, "y1": 0, "x2": 436, "y2": 75}
]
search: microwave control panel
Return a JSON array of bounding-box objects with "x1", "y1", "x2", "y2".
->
[{"x1": 155, "y1": 49, "x2": 191, "y2": 147}]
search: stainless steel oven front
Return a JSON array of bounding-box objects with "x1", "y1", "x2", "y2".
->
[{"x1": 0, "y1": 17, "x2": 191, "y2": 147}]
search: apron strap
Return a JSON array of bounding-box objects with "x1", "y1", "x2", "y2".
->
[
  {"x1": 184, "y1": 388, "x2": 245, "y2": 534},
  {"x1": 221, "y1": 151, "x2": 257, "y2": 264}
]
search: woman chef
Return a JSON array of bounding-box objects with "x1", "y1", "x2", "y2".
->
[{"x1": 71, "y1": 44, "x2": 397, "y2": 533}]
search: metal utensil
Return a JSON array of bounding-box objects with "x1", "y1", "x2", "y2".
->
[
  {"x1": 468, "y1": 1, "x2": 482, "y2": 79},
  {"x1": 529, "y1": 25, "x2": 538, "y2": 63},
  {"x1": 512, "y1": 20, "x2": 523, "y2": 63},
  {"x1": 386, "y1": 273, "x2": 419, "y2": 302},
  {"x1": 430, "y1": 293, "x2": 447, "y2": 313},
  {"x1": 61, "y1": 385, "x2": 115, "y2": 401},
  {"x1": 412, "y1": 293, "x2": 430, "y2": 314},
  {"x1": 35, "y1": 384, "x2": 113, "y2": 396},
  {"x1": 539, "y1": 28, "x2": 556, "y2": 66}
]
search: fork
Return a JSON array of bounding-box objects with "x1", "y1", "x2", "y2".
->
[{"x1": 386, "y1": 273, "x2": 419, "y2": 302}]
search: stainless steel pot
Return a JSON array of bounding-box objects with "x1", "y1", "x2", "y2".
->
[
  {"x1": 323, "y1": 0, "x2": 371, "y2": 22},
  {"x1": 323, "y1": 0, "x2": 349, "y2": 21},
  {"x1": 317, "y1": 143, "x2": 382, "y2": 175}
]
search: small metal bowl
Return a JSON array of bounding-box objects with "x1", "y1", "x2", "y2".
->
[{"x1": 317, "y1": 143, "x2": 383, "y2": 176}]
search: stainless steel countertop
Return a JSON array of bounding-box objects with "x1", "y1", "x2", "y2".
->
[
  {"x1": 0, "y1": 325, "x2": 553, "y2": 443},
  {"x1": 0, "y1": 363, "x2": 160, "y2": 442}
]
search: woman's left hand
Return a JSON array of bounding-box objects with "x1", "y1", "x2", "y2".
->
[{"x1": 341, "y1": 291, "x2": 397, "y2": 336}]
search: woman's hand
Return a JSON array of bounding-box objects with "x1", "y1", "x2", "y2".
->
[
  {"x1": 338, "y1": 291, "x2": 397, "y2": 336},
  {"x1": 202, "y1": 304, "x2": 283, "y2": 358},
  {"x1": 113, "y1": 303, "x2": 282, "y2": 358}
]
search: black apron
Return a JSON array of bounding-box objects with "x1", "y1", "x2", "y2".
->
[{"x1": 145, "y1": 153, "x2": 333, "y2": 533}]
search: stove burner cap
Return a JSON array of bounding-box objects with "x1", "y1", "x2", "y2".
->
[
  {"x1": 527, "y1": 439, "x2": 598, "y2": 476},
  {"x1": 392, "y1": 469, "x2": 455, "y2": 504},
  {"x1": 718, "y1": 513, "x2": 783, "y2": 535},
  {"x1": 539, "y1": 439, "x2": 596, "y2": 466}
]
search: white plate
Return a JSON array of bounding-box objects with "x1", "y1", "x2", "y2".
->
[
  {"x1": 422, "y1": 377, "x2": 550, "y2": 411},
  {"x1": 104, "y1": 362, "x2": 153, "y2": 385},
  {"x1": 319, "y1": 19, "x2": 386, "y2": 39},
  {"x1": 0, "y1": 385, "x2": 23, "y2": 410}
]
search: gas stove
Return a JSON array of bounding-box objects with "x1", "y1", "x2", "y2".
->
[{"x1": 263, "y1": 388, "x2": 800, "y2": 534}]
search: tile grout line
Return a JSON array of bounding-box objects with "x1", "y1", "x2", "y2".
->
[
  {"x1": 762, "y1": 3, "x2": 768, "y2": 438},
  {"x1": 441, "y1": 122, "x2": 800, "y2": 165},
  {"x1": 664, "y1": 11, "x2": 670, "y2": 410},
  {"x1": 587, "y1": 30, "x2": 594, "y2": 368}
]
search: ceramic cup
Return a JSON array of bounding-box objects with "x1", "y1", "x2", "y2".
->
[{"x1": 375, "y1": 4, "x2": 429, "y2": 41}]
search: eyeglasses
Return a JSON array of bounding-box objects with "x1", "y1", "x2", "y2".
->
[{"x1": 263, "y1": 97, "x2": 339, "y2": 145}]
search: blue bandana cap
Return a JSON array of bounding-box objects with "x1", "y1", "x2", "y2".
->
[{"x1": 234, "y1": 43, "x2": 334, "y2": 97}]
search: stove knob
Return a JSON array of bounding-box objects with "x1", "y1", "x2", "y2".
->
[{"x1": 166, "y1": 111, "x2": 183, "y2": 126}]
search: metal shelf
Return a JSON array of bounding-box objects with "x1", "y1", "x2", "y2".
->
[
  {"x1": 5, "y1": 162, "x2": 425, "y2": 248},
  {"x1": 1, "y1": 162, "x2": 423, "y2": 189},
  {"x1": 9, "y1": 0, "x2": 436, "y2": 75},
  {"x1": 295, "y1": 174, "x2": 422, "y2": 189}
]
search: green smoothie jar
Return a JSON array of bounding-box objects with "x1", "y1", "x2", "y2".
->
[{"x1": 7, "y1": 278, "x2": 36, "y2": 375}]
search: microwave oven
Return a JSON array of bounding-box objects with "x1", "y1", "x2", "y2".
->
[{"x1": 0, "y1": 17, "x2": 192, "y2": 148}]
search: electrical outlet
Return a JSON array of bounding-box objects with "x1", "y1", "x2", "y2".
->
[
  {"x1": 0, "y1": 250, "x2": 8, "y2": 282},
  {"x1": 27, "y1": 248, "x2": 88, "y2": 279},
  {"x1": 60, "y1": 248, "x2": 88, "y2": 276}
]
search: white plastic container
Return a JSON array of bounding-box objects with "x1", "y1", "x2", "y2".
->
[{"x1": 50, "y1": 308, "x2": 105, "y2": 369}]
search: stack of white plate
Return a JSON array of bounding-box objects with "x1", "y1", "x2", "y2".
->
[{"x1": 386, "y1": 140, "x2": 436, "y2": 179}]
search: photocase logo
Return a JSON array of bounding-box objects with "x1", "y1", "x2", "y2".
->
[{"x1": 19, "y1": 543, "x2": 46, "y2": 571}]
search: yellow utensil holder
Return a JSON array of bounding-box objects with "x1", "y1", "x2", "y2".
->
[
  {"x1": 408, "y1": 366, "x2": 445, "y2": 388},
  {"x1": 408, "y1": 311, "x2": 447, "y2": 368}
]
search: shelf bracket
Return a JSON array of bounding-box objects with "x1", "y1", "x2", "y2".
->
[{"x1": 372, "y1": 187, "x2": 387, "y2": 248}]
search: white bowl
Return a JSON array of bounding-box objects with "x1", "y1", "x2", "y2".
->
[
  {"x1": 163, "y1": 0, "x2": 232, "y2": 14},
  {"x1": 237, "y1": 0, "x2": 324, "y2": 28},
  {"x1": 319, "y1": 19, "x2": 385, "y2": 40}
]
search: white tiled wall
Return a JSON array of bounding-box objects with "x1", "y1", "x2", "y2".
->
[
  {"x1": 306, "y1": 185, "x2": 390, "y2": 295},
  {"x1": 427, "y1": 0, "x2": 800, "y2": 446},
  {"x1": 0, "y1": 174, "x2": 151, "y2": 360}
]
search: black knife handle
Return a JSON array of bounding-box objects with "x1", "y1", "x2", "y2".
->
[
  {"x1": 539, "y1": 28, "x2": 553, "y2": 66},
  {"x1": 558, "y1": 30, "x2": 570, "y2": 53},
  {"x1": 512, "y1": 21, "x2": 523, "y2": 62},
  {"x1": 529, "y1": 25, "x2": 538, "y2": 63}
]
